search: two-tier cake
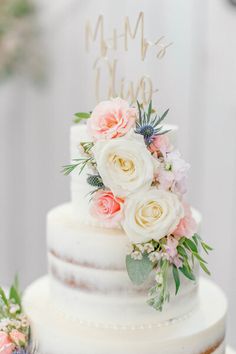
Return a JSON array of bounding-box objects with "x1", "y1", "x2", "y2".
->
[{"x1": 23, "y1": 98, "x2": 227, "y2": 354}]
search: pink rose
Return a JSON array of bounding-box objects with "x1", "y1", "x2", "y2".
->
[
  {"x1": 173, "y1": 202, "x2": 197, "y2": 238},
  {"x1": 149, "y1": 134, "x2": 172, "y2": 157},
  {"x1": 87, "y1": 98, "x2": 136, "y2": 141},
  {"x1": 9, "y1": 330, "x2": 26, "y2": 347},
  {"x1": 90, "y1": 190, "x2": 124, "y2": 227},
  {"x1": 0, "y1": 332, "x2": 15, "y2": 354}
]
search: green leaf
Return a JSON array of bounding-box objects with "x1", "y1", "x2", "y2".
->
[
  {"x1": 126, "y1": 254, "x2": 153, "y2": 286},
  {"x1": 201, "y1": 242, "x2": 213, "y2": 254},
  {"x1": 172, "y1": 266, "x2": 180, "y2": 295},
  {"x1": 200, "y1": 262, "x2": 211, "y2": 276},
  {"x1": 147, "y1": 100, "x2": 152, "y2": 119},
  {"x1": 192, "y1": 252, "x2": 208, "y2": 264},
  {"x1": 179, "y1": 265, "x2": 196, "y2": 281},
  {"x1": 0, "y1": 287, "x2": 8, "y2": 306},
  {"x1": 184, "y1": 238, "x2": 198, "y2": 253},
  {"x1": 74, "y1": 112, "x2": 90, "y2": 124},
  {"x1": 177, "y1": 245, "x2": 188, "y2": 258},
  {"x1": 158, "y1": 108, "x2": 170, "y2": 125},
  {"x1": 192, "y1": 234, "x2": 199, "y2": 246},
  {"x1": 9, "y1": 285, "x2": 21, "y2": 307}
]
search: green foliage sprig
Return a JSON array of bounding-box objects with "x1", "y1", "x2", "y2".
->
[
  {"x1": 74, "y1": 112, "x2": 91, "y2": 124},
  {"x1": 126, "y1": 234, "x2": 212, "y2": 311},
  {"x1": 62, "y1": 157, "x2": 95, "y2": 176},
  {"x1": 0, "y1": 275, "x2": 21, "y2": 320}
]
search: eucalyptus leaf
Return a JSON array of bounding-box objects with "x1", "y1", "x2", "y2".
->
[
  {"x1": 172, "y1": 266, "x2": 180, "y2": 295},
  {"x1": 177, "y1": 245, "x2": 188, "y2": 258},
  {"x1": 74, "y1": 112, "x2": 90, "y2": 124},
  {"x1": 184, "y1": 238, "x2": 198, "y2": 253},
  {"x1": 9, "y1": 285, "x2": 21, "y2": 307},
  {"x1": 200, "y1": 262, "x2": 211, "y2": 276},
  {"x1": 126, "y1": 254, "x2": 153, "y2": 286},
  {"x1": 193, "y1": 252, "x2": 208, "y2": 264},
  {"x1": 179, "y1": 265, "x2": 196, "y2": 281},
  {"x1": 0, "y1": 287, "x2": 8, "y2": 306}
]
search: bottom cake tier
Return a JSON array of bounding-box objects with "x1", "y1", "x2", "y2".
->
[{"x1": 23, "y1": 276, "x2": 227, "y2": 354}]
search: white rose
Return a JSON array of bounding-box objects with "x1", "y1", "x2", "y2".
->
[
  {"x1": 122, "y1": 189, "x2": 184, "y2": 243},
  {"x1": 93, "y1": 133, "x2": 159, "y2": 197}
]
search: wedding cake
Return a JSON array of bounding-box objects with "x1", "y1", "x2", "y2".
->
[{"x1": 23, "y1": 98, "x2": 227, "y2": 354}]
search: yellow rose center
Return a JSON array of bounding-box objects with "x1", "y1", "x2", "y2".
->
[
  {"x1": 110, "y1": 154, "x2": 135, "y2": 176},
  {"x1": 136, "y1": 201, "x2": 163, "y2": 228}
]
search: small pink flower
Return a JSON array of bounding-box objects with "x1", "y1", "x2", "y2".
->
[
  {"x1": 165, "y1": 236, "x2": 182, "y2": 268},
  {"x1": 87, "y1": 98, "x2": 136, "y2": 141},
  {"x1": 0, "y1": 332, "x2": 15, "y2": 354},
  {"x1": 149, "y1": 134, "x2": 172, "y2": 157},
  {"x1": 9, "y1": 330, "x2": 26, "y2": 347},
  {"x1": 156, "y1": 150, "x2": 190, "y2": 196},
  {"x1": 173, "y1": 202, "x2": 197, "y2": 238},
  {"x1": 90, "y1": 190, "x2": 124, "y2": 227}
]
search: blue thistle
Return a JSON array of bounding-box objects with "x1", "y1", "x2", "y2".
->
[
  {"x1": 13, "y1": 349, "x2": 29, "y2": 354},
  {"x1": 13, "y1": 345, "x2": 36, "y2": 354},
  {"x1": 135, "y1": 101, "x2": 170, "y2": 145}
]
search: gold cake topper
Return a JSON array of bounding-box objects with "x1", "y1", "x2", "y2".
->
[{"x1": 85, "y1": 12, "x2": 172, "y2": 104}]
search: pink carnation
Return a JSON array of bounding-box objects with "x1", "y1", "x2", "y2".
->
[
  {"x1": 0, "y1": 332, "x2": 15, "y2": 354},
  {"x1": 149, "y1": 134, "x2": 172, "y2": 157},
  {"x1": 9, "y1": 330, "x2": 26, "y2": 347},
  {"x1": 90, "y1": 190, "x2": 124, "y2": 227},
  {"x1": 173, "y1": 202, "x2": 197, "y2": 238},
  {"x1": 87, "y1": 98, "x2": 136, "y2": 141}
]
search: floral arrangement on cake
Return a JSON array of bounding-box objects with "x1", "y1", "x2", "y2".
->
[
  {"x1": 63, "y1": 97, "x2": 212, "y2": 311},
  {"x1": 0, "y1": 277, "x2": 35, "y2": 354}
]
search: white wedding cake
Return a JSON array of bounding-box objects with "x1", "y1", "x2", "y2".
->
[{"x1": 23, "y1": 99, "x2": 227, "y2": 354}]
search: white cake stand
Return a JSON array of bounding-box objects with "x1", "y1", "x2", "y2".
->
[{"x1": 227, "y1": 348, "x2": 236, "y2": 354}]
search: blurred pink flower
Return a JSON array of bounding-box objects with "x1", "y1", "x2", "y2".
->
[
  {"x1": 173, "y1": 202, "x2": 197, "y2": 238},
  {"x1": 90, "y1": 190, "x2": 124, "y2": 227},
  {"x1": 9, "y1": 330, "x2": 26, "y2": 347},
  {"x1": 0, "y1": 331, "x2": 15, "y2": 354},
  {"x1": 149, "y1": 134, "x2": 172, "y2": 157},
  {"x1": 87, "y1": 98, "x2": 136, "y2": 140}
]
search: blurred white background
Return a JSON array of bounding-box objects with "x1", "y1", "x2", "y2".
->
[{"x1": 0, "y1": 0, "x2": 236, "y2": 346}]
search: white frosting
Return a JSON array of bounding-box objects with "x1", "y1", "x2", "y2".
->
[
  {"x1": 47, "y1": 202, "x2": 201, "y2": 270},
  {"x1": 47, "y1": 203, "x2": 201, "y2": 325},
  {"x1": 23, "y1": 277, "x2": 227, "y2": 354},
  {"x1": 70, "y1": 124, "x2": 178, "y2": 228}
]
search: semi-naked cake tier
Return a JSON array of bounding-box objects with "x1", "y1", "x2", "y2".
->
[
  {"x1": 23, "y1": 123, "x2": 227, "y2": 353},
  {"x1": 47, "y1": 202, "x2": 201, "y2": 326},
  {"x1": 23, "y1": 276, "x2": 226, "y2": 354}
]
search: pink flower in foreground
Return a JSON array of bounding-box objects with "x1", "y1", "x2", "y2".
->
[
  {"x1": 0, "y1": 331, "x2": 15, "y2": 354},
  {"x1": 87, "y1": 98, "x2": 136, "y2": 141},
  {"x1": 90, "y1": 190, "x2": 124, "y2": 227},
  {"x1": 165, "y1": 236, "x2": 182, "y2": 268},
  {"x1": 9, "y1": 330, "x2": 26, "y2": 347},
  {"x1": 173, "y1": 202, "x2": 197, "y2": 238},
  {"x1": 149, "y1": 134, "x2": 172, "y2": 157}
]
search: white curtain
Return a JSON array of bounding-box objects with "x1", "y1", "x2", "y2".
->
[{"x1": 0, "y1": 0, "x2": 235, "y2": 346}]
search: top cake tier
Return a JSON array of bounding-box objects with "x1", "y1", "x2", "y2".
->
[{"x1": 70, "y1": 124, "x2": 178, "y2": 228}]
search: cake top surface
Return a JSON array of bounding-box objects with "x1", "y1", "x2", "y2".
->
[{"x1": 63, "y1": 97, "x2": 212, "y2": 312}]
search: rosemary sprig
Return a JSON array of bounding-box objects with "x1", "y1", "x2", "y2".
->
[{"x1": 62, "y1": 157, "x2": 95, "y2": 176}]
